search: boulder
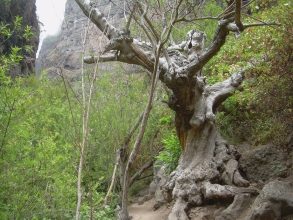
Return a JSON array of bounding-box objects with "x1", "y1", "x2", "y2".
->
[
  {"x1": 216, "y1": 193, "x2": 254, "y2": 220},
  {"x1": 138, "y1": 197, "x2": 145, "y2": 205},
  {"x1": 153, "y1": 165, "x2": 170, "y2": 210},
  {"x1": 239, "y1": 144, "x2": 287, "y2": 183},
  {"x1": 246, "y1": 180, "x2": 293, "y2": 220},
  {"x1": 189, "y1": 204, "x2": 224, "y2": 220}
]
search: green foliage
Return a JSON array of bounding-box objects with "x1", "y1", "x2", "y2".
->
[
  {"x1": 0, "y1": 23, "x2": 12, "y2": 38},
  {"x1": 159, "y1": 115, "x2": 172, "y2": 125},
  {"x1": 0, "y1": 14, "x2": 34, "y2": 77},
  {"x1": 1, "y1": 24, "x2": 147, "y2": 217},
  {"x1": 0, "y1": 15, "x2": 22, "y2": 43},
  {"x1": 23, "y1": 25, "x2": 33, "y2": 40},
  {"x1": 1, "y1": 20, "x2": 69, "y2": 217},
  {"x1": 9, "y1": 46, "x2": 23, "y2": 63},
  {"x1": 207, "y1": 1, "x2": 293, "y2": 145},
  {"x1": 1, "y1": 2, "x2": 168, "y2": 219},
  {"x1": 156, "y1": 130, "x2": 181, "y2": 173},
  {"x1": 0, "y1": 0, "x2": 288, "y2": 200},
  {"x1": 78, "y1": 193, "x2": 116, "y2": 219},
  {"x1": 0, "y1": 58, "x2": 157, "y2": 218},
  {"x1": 2, "y1": 1, "x2": 291, "y2": 218},
  {"x1": 0, "y1": 75, "x2": 79, "y2": 219}
]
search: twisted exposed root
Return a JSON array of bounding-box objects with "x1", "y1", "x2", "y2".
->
[{"x1": 166, "y1": 130, "x2": 257, "y2": 220}]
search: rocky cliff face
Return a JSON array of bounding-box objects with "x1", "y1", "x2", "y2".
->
[
  {"x1": 36, "y1": 0, "x2": 124, "y2": 80},
  {"x1": 0, "y1": 0, "x2": 39, "y2": 77},
  {"x1": 35, "y1": 34, "x2": 60, "y2": 75}
]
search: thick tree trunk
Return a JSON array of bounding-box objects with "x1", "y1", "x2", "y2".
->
[
  {"x1": 164, "y1": 71, "x2": 257, "y2": 219},
  {"x1": 166, "y1": 122, "x2": 255, "y2": 219}
]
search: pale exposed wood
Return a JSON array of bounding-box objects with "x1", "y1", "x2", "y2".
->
[
  {"x1": 103, "y1": 150, "x2": 119, "y2": 207},
  {"x1": 76, "y1": 13, "x2": 97, "y2": 220}
]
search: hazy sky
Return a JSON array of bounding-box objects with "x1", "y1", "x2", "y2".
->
[
  {"x1": 36, "y1": 0, "x2": 67, "y2": 56},
  {"x1": 36, "y1": 0, "x2": 67, "y2": 36}
]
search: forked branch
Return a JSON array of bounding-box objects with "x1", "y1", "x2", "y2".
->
[{"x1": 205, "y1": 69, "x2": 246, "y2": 121}]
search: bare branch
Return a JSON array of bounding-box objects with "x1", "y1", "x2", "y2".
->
[
  {"x1": 76, "y1": 12, "x2": 98, "y2": 219},
  {"x1": 243, "y1": 21, "x2": 281, "y2": 29},
  {"x1": 129, "y1": 129, "x2": 161, "y2": 187},
  {"x1": 149, "y1": 129, "x2": 160, "y2": 157},
  {"x1": 235, "y1": 0, "x2": 244, "y2": 32},
  {"x1": 226, "y1": 21, "x2": 281, "y2": 32},
  {"x1": 176, "y1": 19, "x2": 231, "y2": 77},
  {"x1": 161, "y1": 0, "x2": 183, "y2": 45},
  {"x1": 84, "y1": 54, "x2": 116, "y2": 64},
  {"x1": 128, "y1": 41, "x2": 154, "y2": 67},
  {"x1": 205, "y1": 69, "x2": 246, "y2": 121},
  {"x1": 125, "y1": 4, "x2": 135, "y2": 32},
  {"x1": 103, "y1": 150, "x2": 119, "y2": 207},
  {"x1": 129, "y1": 160, "x2": 153, "y2": 187},
  {"x1": 75, "y1": 0, "x2": 122, "y2": 39},
  {"x1": 174, "y1": 16, "x2": 219, "y2": 23},
  {"x1": 218, "y1": 0, "x2": 235, "y2": 19},
  {"x1": 124, "y1": 110, "x2": 145, "y2": 146},
  {"x1": 135, "y1": 0, "x2": 160, "y2": 42},
  {"x1": 131, "y1": 13, "x2": 156, "y2": 46},
  {"x1": 84, "y1": 42, "x2": 154, "y2": 71},
  {"x1": 83, "y1": 52, "x2": 149, "y2": 67}
]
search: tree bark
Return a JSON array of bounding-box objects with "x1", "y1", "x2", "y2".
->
[
  {"x1": 118, "y1": 111, "x2": 144, "y2": 206},
  {"x1": 164, "y1": 69, "x2": 258, "y2": 219},
  {"x1": 73, "y1": 1, "x2": 277, "y2": 219}
]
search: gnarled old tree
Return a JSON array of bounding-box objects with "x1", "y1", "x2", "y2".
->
[{"x1": 74, "y1": 0, "x2": 278, "y2": 219}]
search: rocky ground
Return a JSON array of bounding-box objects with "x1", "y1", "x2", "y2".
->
[
  {"x1": 128, "y1": 199, "x2": 171, "y2": 220},
  {"x1": 129, "y1": 141, "x2": 293, "y2": 220}
]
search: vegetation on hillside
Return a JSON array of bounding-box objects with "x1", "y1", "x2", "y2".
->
[
  {"x1": 0, "y1": 0, "x2": 292, "y2": 219},
  {"x1": 205, "y1": 0, "x2": 293, "y2": 146}
]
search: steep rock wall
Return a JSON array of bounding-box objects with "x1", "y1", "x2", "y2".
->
[
  {"x1": 36, "y1": 0, "x2": 124, "y2": 79},
  {"x1": 0, "y1": 0, "x2": 39, "y2": 77}
]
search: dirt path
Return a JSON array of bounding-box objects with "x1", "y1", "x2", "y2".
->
[{"x1": 128, "y1": 199, "x2": 171, "y2": 220}]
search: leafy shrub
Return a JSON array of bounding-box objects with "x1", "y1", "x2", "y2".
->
[
  {"x1": 206, "y1": 1, "x2": 293, "y2": 146},
  {"x1": 156, "y1": 130, "x2": 181, "y2": 173}
]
